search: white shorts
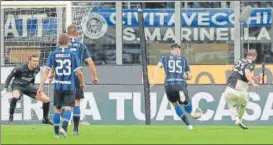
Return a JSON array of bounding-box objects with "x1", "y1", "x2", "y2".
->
[{"x1": 223, "y1": 86, "x2": 249, "y2": 106}]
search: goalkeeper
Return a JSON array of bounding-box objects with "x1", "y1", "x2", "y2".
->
[
  {"x1": 49, "y1": 24, "x2": 99, "y2": 135},
  {"x1": 1, "y1": 54, "x2": 52, "y2": 125}
]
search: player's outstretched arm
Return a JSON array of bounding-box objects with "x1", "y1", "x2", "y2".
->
[
  {"x1": 4, "y1": 68, "x2": 20, "y2": 89},
  {"x1": 86, "y1": 59, "x2": 99, "y2": 84},
  {"x1": 246, "y1": 71, "x2": 260, "y2": 88},
  {"x1": 73, "y1": 52, "x2": 86, "y2": 88},
  {"x1": 48, "y1": 69, "x2": 55, "y2": 83},
  {"x1": 75, "y1": 69, "x2": 86, "y2": 89},
  {"x1": 2, "y1": 68, "x2": 20, "y2": 96},
  {"x1": 184, "y1": 71, "x2": 192, "y2": 80},
  {"x1": 1, "y1": 68, "x2": 17, "y2": 96},
  {"x1": 38, "y1": 68, "x2": 50, "y2": 95},
  {"x1": 83, "y1": 44, "x2": 99, "y2": 84},
  {"x1": 150, "y1": 62, "x2": 163, "y2": 87},
  {"x1": 184, "y1": 58, "x2": 192, "y2": 80}
]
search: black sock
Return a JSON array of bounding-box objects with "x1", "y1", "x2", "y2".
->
[
  {"x1": 62, "y1": 121, "x2": 69, "y2": 132},
  {"x1": 54, "y1": 126, "x2": 60, "y2": 135},
  {"x1": 73, "y1": 106, "x2": 80, "y2": 131},
  {"x1": 62, "y1": 110, "x2": 71, "y2": 132},
  {"x1": 9, "y1": 98, "x2": 18, "y2": 119},
  {"x1": 43, "y1": 102, "x2": 50, "y2": 119},
  {"x1": 73, "y1": 116, "x2": 80, "y2": 131},
  {"x1": 181, "y1": 115, "x2": 191, "y2": 126}
]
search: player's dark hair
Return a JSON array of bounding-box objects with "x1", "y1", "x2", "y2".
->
[
  {"x1": 67, "y1": 24, "x2": 78, "y2": 35},
  {"x1": 170, "y1": 43, "x2": 181, "y2": 49},
  {"x1": 58, "y1": 33, "x2": 69, "y2": 46},
  {"x1": 247, "y1": 49, "x2": 257, "y2": 57},
  {"x1": 28, "y1": 54, "x2": 39, "y2": 60}
]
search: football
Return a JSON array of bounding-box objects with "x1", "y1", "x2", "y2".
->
[{"x1": 191, "y1": 107, "x2": 203, "y2": 119}]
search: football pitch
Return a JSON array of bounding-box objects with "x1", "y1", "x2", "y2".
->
[{"x1": 2, "y1": 125, "x2": 273, "y2": 144}]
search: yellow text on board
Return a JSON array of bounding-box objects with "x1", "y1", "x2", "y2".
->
[{"x1": 148, "y1": 65, "x2": 273, "y2": 85}]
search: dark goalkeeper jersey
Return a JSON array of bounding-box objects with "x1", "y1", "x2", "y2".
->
[
  {"x1": 227, "y1": 58, "x2": 255, "y2": 89},
  {"x1": 4, "y1": 63, "x2": 40, "y2": 88}
]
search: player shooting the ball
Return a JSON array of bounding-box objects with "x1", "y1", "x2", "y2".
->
[
  {"x1": 150, "y1": 43, "x2": 194, "y2": 130},
  {"x1": 222, "y1": 49, "x2": 261, "y2": 130}
]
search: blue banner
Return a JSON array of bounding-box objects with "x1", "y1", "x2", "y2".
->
[
  {"x1": 91, "y1": 8, "x2": 272, "y2": 27},
  {"x1": 4, "y1": 8, "x2": 272, "y2": 37}
]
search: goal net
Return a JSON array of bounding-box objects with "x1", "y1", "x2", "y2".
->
[{"x1": 1, "y1": 1, "x2": 93, "y2": 124}]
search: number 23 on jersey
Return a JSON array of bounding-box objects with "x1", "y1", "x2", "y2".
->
[{"x1": 56, "y1": 59, "x2": 72, "y2": 76}]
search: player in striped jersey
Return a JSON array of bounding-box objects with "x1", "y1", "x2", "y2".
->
[
  {"x1": 38, "y1": 34, "x2": 85, "y2": 138},
  {"x1": 150, "y1": 43, "x2": 193, "y2": 130},
  {"x1": 67, "y1": 24, "x2": 99, "y2": 135},
  {"x1": 48, "y1": 24, "x2": 99, "y2": 135}
]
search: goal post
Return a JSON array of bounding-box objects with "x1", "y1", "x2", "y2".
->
[
  {"x1": 1, "y1": 1, "x2": 94, "y2": 123},
  {"x1": 1, "y1": 1, "x2": 71, "y2": 123},
  {"x1": 1, "y1": 1, "x2": 73, "y2": 34},
  {"x1": 1, "y1": 1, "x2": 72, "y2": 28},
  {"x1": 1, "y1": 1, "x2": 72, "y2": 66},
  {"x1": 1, "y1": 1, "x2": 95, "y2": 66}
]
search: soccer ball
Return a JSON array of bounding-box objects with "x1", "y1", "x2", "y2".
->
[{"x1": 191, "y1": 107, "x2": 203, "y2": 119}]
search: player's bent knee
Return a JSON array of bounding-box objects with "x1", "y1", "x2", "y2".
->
[
  {"x1": 183, "y1": 101, "x2": 192, "y2": 113},
  {"x1": 171, "y1": 102, "x2": 179, "y2": 107},
  {"x1": 55, "y1": 109, "x2": 62, "y2": 114},
  {"x1": 12, "y1": 95, "x2": 20, "y2": 99},
  {"x1": 239, "y1": 98, "x2": 248, "y2": 105},
  {"x1": 75, "y1": 99, "x2": 80, "y2": 106},
  {"x1": 40, "y1": 93, "x2": 50, "y2": 103},
  {"x1": 64, "y1": 106, "x2": 72, "y2": 111},
  {"x1": 175, "y1": 106, "x2": 184, "y2": 117},
  {"x1": 36, "y1": 95, "x2": 49, "y2": 103},
  {"x1": 12, "y1": 90, "x2": 21, "y2": 98},
  {"x1": 43, "y1": 96, "x2": 50, "y2": 103}
]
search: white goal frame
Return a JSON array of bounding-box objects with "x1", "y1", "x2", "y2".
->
[{"x1": 1, "y1": 1, "x2": 73, "y2": 66}]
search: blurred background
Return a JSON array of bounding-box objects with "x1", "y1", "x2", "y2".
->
[{"x1": 2, "y1": 1, "x2": 273, "y2": 67}]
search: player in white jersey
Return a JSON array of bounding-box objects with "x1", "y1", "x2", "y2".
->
[{"x1": 222, "y1": 49, "x2": 261, "y2": 130}]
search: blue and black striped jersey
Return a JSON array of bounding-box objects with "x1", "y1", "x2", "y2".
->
[
  {"x1": 159, "y1": 54, "x2": 190, "y2": 87},
  {"x1": 45, "y1": 47, "x2": 81, "y2": 92},
  {"x1": 69, "y1": 38, "x2": 92, "y2": 65}
]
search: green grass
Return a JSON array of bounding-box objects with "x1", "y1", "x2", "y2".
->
[{"x1": 2, "y1": 125, "x2": 273, "y2": 144}]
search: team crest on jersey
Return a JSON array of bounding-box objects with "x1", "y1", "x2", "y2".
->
[{"x1": 81, "y1": 13, "x2": 108, "y2": 39}]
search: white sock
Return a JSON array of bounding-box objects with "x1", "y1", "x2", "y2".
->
[{"x1": 187, "y1": 125, "x2": 193, "y2": 130}]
